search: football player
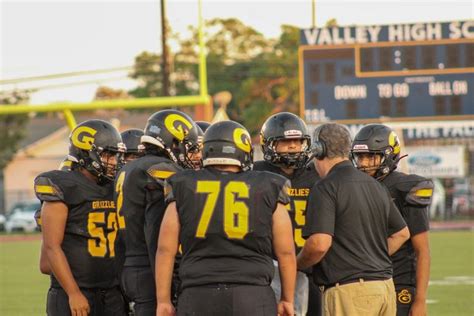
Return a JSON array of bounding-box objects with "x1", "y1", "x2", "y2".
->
[
  {"x1": 186, "y1": 121, "x2": 211, "y2": 170},
  {"x1": 35, "y1": 119, "x2": 126, "y2": 316},
  {"x1": 115, "y1": 110, "x2": 199, "y2": 316},
  {"x1": 254, "y1": 112, "x2": 321, "y2": 316},
  {"x1": 117, "y1": 129, "x2": 145, "y2": 314},
  {"x1": 351, "y1": 124, "x2": 432, "y2": 316},
  {"x1": 155, "y1": 120, "x2": 296, "y2": 316}
]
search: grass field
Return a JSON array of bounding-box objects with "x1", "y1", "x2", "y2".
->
[{"x1": 0, "y1": 231, "x2": 473, "y2": 315}]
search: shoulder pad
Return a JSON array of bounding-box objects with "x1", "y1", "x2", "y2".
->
[
  {"x1": 147, "y1": 162, "x2": 182, "y2": 181},
  {"x1": 34, "y1": 172, "x2": 66, "y2": 202},
  {"x1": 406, "y1": 179, "x2": 434, "y2": 206},
  {"x1": 34, "y1": 209, "x2": 42, "y2": 230},
  {"x1": 384, "y1": 172, "x2": 424, "y2": 192},
  {"x1": 259, "y1": 170, "x2": 288, "y2": 187},
  {"x1": 253, "y1": 160, "x2": 272, "y2": 171}
]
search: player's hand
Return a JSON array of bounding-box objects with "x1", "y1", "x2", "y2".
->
[
  {"x1": 277, "y1": 300, "x2": 294, "y2": 316},
  {"x1": 409, "y1": 299, "x2": 427, "y2": 316},
  {"x1": 156, "y1": 302, "x2": 176, "y2": 316},
  {"x1": 68, "y1": 291, "x2": 90, "y2": 316}
]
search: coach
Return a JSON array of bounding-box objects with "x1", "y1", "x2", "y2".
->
[{"x1": 297, "y1": 123, "x2": 410, "y2": 316}]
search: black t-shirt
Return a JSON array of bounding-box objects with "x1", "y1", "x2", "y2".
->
[
  {"x1": 253, "y1": 160, "x2": 319, "y2": 253},
  {"x1": 115, "y1": 154, "x2": 181, "y2": 268},
  {"x1": 34, "y1": 170, "x2": 118, "y2": 289},
  {"x1": 303, "y1": 161, "x2": 407, "y2": 286},
  {"x1": 165, "y1": 167, "x2": 290, "y2": 289},
  {"x1": 382, "y1": 171, "x2": 432, "y2": 286}
]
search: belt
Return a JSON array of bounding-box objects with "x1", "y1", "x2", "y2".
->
[{"x1": 319, "y1": 277, "x2": 389, "y2": 292}]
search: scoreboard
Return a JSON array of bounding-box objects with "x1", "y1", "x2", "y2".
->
[{"x1": 299, "y1": 20, "x2": 474, "y2": 122}]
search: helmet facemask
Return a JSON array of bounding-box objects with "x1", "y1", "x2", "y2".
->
[
  {"x1": 350, "y1": 147, "x2": 397, "y2": 180},
  {"x1": 78, "y1": 143, "x2": 125, "y2": 183},
  {"x1": 86, "y1": 143, "x2": 125, "y2": 183},
  {"x1": 165, "y1": 137, "x2": 200, "y2": 169},
  {"x1": 263, "y1": 136, "x2": 311, "y2": 169}
]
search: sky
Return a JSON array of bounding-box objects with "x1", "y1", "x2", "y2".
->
[{"x1": 1, "y1": 0, "x2": 473, "y2": 104}]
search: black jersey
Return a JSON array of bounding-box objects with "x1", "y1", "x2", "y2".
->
[
  {"x1": 382, "y1": 171, "x2": 432, "y2": 286},
  {"x1": 165, "y1": 167, "x2": 291, "y2": 289},
  {"x1": 253, "y1": 160, "x2": 319, "y2": 253},
  {"x1": 34, "y1": 170, "x2": 118, "y2": 289},
  {"x1": 116, "y1": 154, "x2": 181, "y2": 267}
]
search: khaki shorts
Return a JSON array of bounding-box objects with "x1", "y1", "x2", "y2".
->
[{"x1": 322, "y1": 278, "x2": 396, "y2": 316}]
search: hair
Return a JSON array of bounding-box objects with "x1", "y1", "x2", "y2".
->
[
  {"x1": 318, "y1": 123, "x2": 352, "y2": 159},
  {"x1": 143, "y1": 143, "x2": 168, "y2": 157}
]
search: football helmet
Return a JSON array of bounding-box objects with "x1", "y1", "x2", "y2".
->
[
  {"x1": 196, "y1": 121, "x2": 211, "y2": 133},
  {"x1": 350, "y1": 124, "x2": 402, "y2": 179},
  {"x1": 260, "y1": 112, "x2": 311, "y2": 169},
  {"x1": 121, "y1": 128, "x2": 145, "y2": 162},
  {"x1": 202, "y1": 120, "x2": 253, "y2": 171},
  {"x1": 141, "y1": 110, "x2": 199, "y2": 169},
  {"x1": 68, "y1": 119, "x2": 125, "y2": 182},
  {"x1": 196, "y1": 121, "x2": 210, "y2": 147}
]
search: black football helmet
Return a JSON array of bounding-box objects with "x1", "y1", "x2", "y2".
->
[
  {"x1": 196, "y1": 121, "x2": 211, "y2": 133},
  {"x1": 68, "y1": 119, "x2": 125, "y2": 182},
  {"x1": 141, "y1": 109, "x2": 199, "y2": 169},
  {"x1": 202, "y1": 120, "x2": 253, "y2": 171},
  {"x1": 196, "y1": 121, "x2": 211, "y2": 147},
  {"x1": 350, "y1": 124, "x2": 402, "y2": 179},
  {"x1": 260, "y1": 112, "x2": 311, "y2": 169},
  {"x1": 121, "y1": 128, "x2": 145, "y2": 162}
]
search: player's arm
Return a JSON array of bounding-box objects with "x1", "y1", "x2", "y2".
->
[
  {"x1": 297, "y1": 233, "x2": 332, "y2": 270},
  {"x1": 42, "y1": 201, "x2": 90, "y2": 316},
  {"x1": 272, "y1": 202, "x2": 296, "y2": 316},
  {"x1": 35, "y1": 209, "x2": 52, "y2": 275},
  {"x1": 387, "y1": 226, "x2": 410, "y2": 255},
  {"x1": 39, "y1": 241, "x2": 51, "y2": 275},
  {"x1": 404, "y1": 180, "x2": 432, "y2": 316},
  {"x1": 387, "y1": 193, "x2": 410, "y2": 255},
  {"x1": 155, "y1": 201, "x2": 179, "y2": 316},
  {"x1": 410, "y1": 231, "x2": 430, "y2": 316}
]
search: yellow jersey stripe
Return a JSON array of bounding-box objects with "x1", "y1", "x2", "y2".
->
[
  {"x1": 415, "y1": 189, "x2": 433, "y2": 197},
  {"x1": 150, "y1": 170, "x2": 176, "y2": 179},
  {"x1": 35, "y1": 185, "x2": 55, "y2": 194}
]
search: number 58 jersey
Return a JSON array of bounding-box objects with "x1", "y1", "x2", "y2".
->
[
  {"x1": 165, "y1": 168, "x2": 291, "y2": 289},
  {"x1": 34, "y1": 170, "x2": 119, "y2": 289}
]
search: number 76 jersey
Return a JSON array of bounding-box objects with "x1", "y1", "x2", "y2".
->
[
  {"x1": 34, "y1": 169, "x2": 119, "y2": 289},
  {"x1": 165, "y1": 168, "x2": 291, "y2": 289}
]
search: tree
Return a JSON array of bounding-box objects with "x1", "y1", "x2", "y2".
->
[
  {"x1": 94, "y1": 86, "x2": 130, "y2": 100},
  {"x1": 0, "y1": 91, "x2": 30, "y2": 212},
  {"x1": 128, "y1": 18, "x2": 301, "y2": 136},
  {"x1": 232, "y1": 24, "x2": 300, "y2": 135}
]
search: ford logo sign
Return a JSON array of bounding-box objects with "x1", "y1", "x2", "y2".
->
[{"x1": 408, "y1": 154, "x2": 441, "y2": 167}]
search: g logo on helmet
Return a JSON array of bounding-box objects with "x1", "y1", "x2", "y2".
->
[
  {"x1": 164, "y1": 114, "x2": 193, "y2": 141},
  {"x1": 233, "y1": 128, "x2": 252, "y2": 153},
  {"x1": 389, "y1": 131, "x2": 401, "y2": 155},
  {"x1": 71, "y1": 126, "x2": 97, "y2": 150}
]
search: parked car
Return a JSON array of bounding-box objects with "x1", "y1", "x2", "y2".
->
[
  {"x1": 0, "y1": 214, "x2": 6, "y2": 231},
  {"x1": 5, "y1": 200, "x2": 41, "y2": 233},
  {"x1": 452, "y1": 182, "x2": 474, "y2": 216}
]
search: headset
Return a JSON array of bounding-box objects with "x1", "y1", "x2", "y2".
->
[{"x1": 311, "y1": 125, "x2": 327, "y2": 160}]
